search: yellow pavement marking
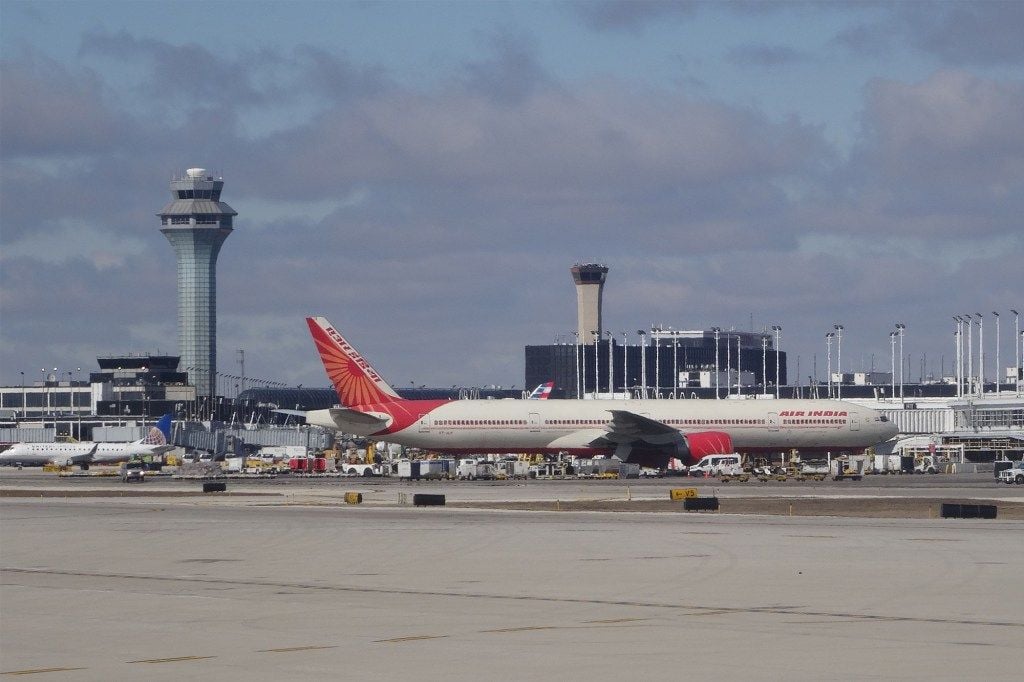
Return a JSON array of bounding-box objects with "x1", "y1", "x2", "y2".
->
[
  {"x1": 258, "y1": 645, "x2": 338, "y2": 653},
  {"x1": 479, "y1": 626, "x2": 558, "y2": 633}
]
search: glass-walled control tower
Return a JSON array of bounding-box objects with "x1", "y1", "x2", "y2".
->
[{"x1": 158, "y1": 168, "x2": 236, "y2": 398}]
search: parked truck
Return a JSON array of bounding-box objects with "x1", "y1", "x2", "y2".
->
[
  {"x1": 457, "y1": 460, "x2": 498, "y2": 480},
  {"x1": 998, "y1": 462, "x2": 1024, "y2": 484},
  {"x1": 342, "y1": 462, "x2": 386, "y2": 477}
]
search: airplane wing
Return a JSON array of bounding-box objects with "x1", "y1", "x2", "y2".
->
[
  {"x1": 589, "y1": 410, "x2": 733, "y2": 468},
  {"x1": 272, "y1": 409, "x2": 308, "y2": 417},
  {"x1": 606, "y1": 410, "x2": 683, "y2": 441},
  {"x1": 65, "y1": 444, "x2": 99, "y2": 466}
]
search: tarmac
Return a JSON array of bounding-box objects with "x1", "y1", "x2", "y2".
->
[{"x1": 2, "y1": 472, "x2": 1023, "y2": 679}]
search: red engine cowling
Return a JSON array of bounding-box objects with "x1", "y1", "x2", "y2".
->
[{"x1": 683, "y1": 431, "x2": 734, "y2": 465}]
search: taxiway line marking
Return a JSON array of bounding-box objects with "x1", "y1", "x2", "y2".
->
[{"x1": 2, "y1": 668, "x2": 87, "y2": 676}]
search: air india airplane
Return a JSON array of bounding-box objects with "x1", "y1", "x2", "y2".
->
[{"x1": 303, "y1": 317, "x2": 898, "y2": 468}]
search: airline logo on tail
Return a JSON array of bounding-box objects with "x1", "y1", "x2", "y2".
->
[
  {"x1": 307, "y1": 317, "x2": 400, "y2": 407},
  {"x1": 528, "y1": 381, "x2": 554, "y2": 399},
  {"x1": 140, "y1": 414, "x2": 172, "y2": 445}
]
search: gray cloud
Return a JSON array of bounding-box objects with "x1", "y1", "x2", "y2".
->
[
  {"x1": 901, "y1": 1, "x2": 1024, "y2": 66},
  {"x1": 726, "y1": 44, "x2": 809, "y2": 67},
  {"x1": 572, "y1": 1, "x2": 698, "y2": 32},
  {"x1": 839, "y1": 70, "x2": 1024, "y2": 238},
  {"x1": 79, "y1": 29, "x2": 281, "y2": 105},
  {"x1": 834, "y1": 2, "x2": 1024, "y2": 66},
  {"x1": 0, "y1": 53, "x2": 131, "y2": 157},
  {"x1": 1, "y1": 29, "x2": 1021, "y2": 389},
  {"x1": 461, "y1": 30, "x2": 553, "y2": 105}
]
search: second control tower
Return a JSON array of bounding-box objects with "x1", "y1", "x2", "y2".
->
[
  {"x1": 159, "y1": 168, "x2": 237, "y2": 398},
  {"x1": 570, "y1": 263, "x2": 609, "y2": 342}
]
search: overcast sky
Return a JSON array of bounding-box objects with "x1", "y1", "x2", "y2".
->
[{"x1": 1, "y1": 0, "x2": 1022, "y2": 391}]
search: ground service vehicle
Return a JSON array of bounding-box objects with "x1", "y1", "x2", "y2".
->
[
  {"x1": 457, "y1": 460, "x2": 497, "y2": 480},
  {"x1": 998, "y1": 463, "x2": 1024, "y2": 484},
  {"x1": 688, "y1": 454, "x2": 742, "y2": 477},
  {"x1": 121, "y1": 461, "x2": 146, "y2": 483}
]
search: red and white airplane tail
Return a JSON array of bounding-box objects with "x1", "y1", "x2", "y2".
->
[
  {"x1": 307, "y1": 316, "x2": 402, "y2": 408},
  {"x1": 528, "y1": 381, "x2": 554, "y2": 399}
]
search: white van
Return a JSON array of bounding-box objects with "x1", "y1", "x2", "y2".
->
[{"x1": 688, "y1": 454, "x2": 742, "y2": 477}]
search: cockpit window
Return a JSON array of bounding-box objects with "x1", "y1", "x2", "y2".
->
[{"x1": 879, "y1": 416, "x2": 889, "y2": 422}]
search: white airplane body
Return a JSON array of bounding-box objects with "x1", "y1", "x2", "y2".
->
[
  {"x1": 0, "y1": 415, "x2": 174, "y2": 468},
  {"x1": 303, "y1": 317, "x2": 898, "y2": 468}
]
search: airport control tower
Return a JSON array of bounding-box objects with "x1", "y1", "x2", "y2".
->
[
  {"x1": 570, "y1": 263, "x2": 609, "y2": 342},
  {"x1": 159, "y1": 168, "x2": 237, "y2": 398}
]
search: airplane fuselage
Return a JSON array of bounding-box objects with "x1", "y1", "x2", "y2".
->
[
  {"x1": 0, "y1": 442, "x2": 168, "y2": 467},
  {"x1": 306, "y1": 397, "x2": 896, "y2": 457}
]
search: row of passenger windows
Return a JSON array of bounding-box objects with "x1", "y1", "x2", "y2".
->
[
  {"x1": 434, "y1": 418, "x2": 767, "y2": 427},
  {"x1": 436, "y1": 419, "x2": 526, "y2": 426},
  {"x1": 547, "y1": 418, "x2": 761, "y2": 426},
  {"x1": 783, "y1": 419, "x2": 845, "y2": 425}
]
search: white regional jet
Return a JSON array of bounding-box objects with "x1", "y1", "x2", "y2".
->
[
  {"x1": 303, "y1": 317, "x2": 898, "y2": 468},
  {"x1": 0, "y1": 414, "x2": 174, "y2": 469}
]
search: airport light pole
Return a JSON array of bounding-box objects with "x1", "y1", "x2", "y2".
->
[
  {"x1": 976, "y1": 313, "x2": 984, "y2": 395},
  {"x1": 890, "y1": 331, "x2": 898, "y2": 401},
  {"x1": 606, "y1": 331, "x2": 613, "y2": 397},
  {"x1": 960, "y1": 316, "x2": 968, "y2": 398},
  {"x1": 622, "y1": 331, "x2": 628, "y2": 396},
  {"x1": 637, "y1": 330, "x2": 647, "y2": 398},
  {"x1": 993, "y1": 312, "x2": 1000, "y2": 393},
  {"x1": 654, "y1": 329, "x2": 661, "y2": 399},
  {"x1": 592, "y1": 330, "x2": 599, "y2": 398},
  {"x1": 1013, "y1": 310, "x2": 1020, "y2": 397},
  {"x1": 952, "y1": 318, "x2": 961, "y2": 398},
  {"x1": 965, "y1": 314, "x2": 974, "y2": 396},
  {"x1": 736, "y1": 334, "x2": 742, "y2": 397},
  {"x1": 19, "y1": 371, "x2": 25, "y2": 420},
  {"x1": 895, "y1": 323, "x2": 906, "y2": 404},
  {"x1": 726, "y1": 332, "x2": 732, "y2": 397},
  {"x1": 711, "y1": 327, "x2": 721, "y2": 400},
  {"x1": 573, "y1": 332, "x2": 580, "y2": 398},
  {"x1": 834, "y1": 324, "x2": 844, "y2": 400},
  {"x1": 40, "y1": 368, "x2": 48, "y2": 428},
  {"x1": 672, "y1": 332, "x2": 679, "y2": 399},
  {"x1": 825, "y1": 333, "x2": 834, "y2": 399},
  {"x1": 67, "y1": 370, "x2": 74, "y2": 439},
  {"x1": 761, "y1": 335, "x2": 768, "y2": 396},
  {"x1": 771, "y1": 325, "x2": 782, "y2": 399}
]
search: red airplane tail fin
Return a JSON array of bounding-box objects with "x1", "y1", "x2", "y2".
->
[{"x1": 306, "y1": 317, "x2": 402, "y2": 408}]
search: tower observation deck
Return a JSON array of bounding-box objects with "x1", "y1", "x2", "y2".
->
[
  {"x1": 570, "y1": 263, "x2": 608, "y2": 343},
  {"x1": 158, "y1": 168, "x2": 237, "y2": 398}
]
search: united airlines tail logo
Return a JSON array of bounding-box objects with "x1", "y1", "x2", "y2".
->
[{"x1": 142, "y1": 426, "x2": 167, "y2": 445}]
